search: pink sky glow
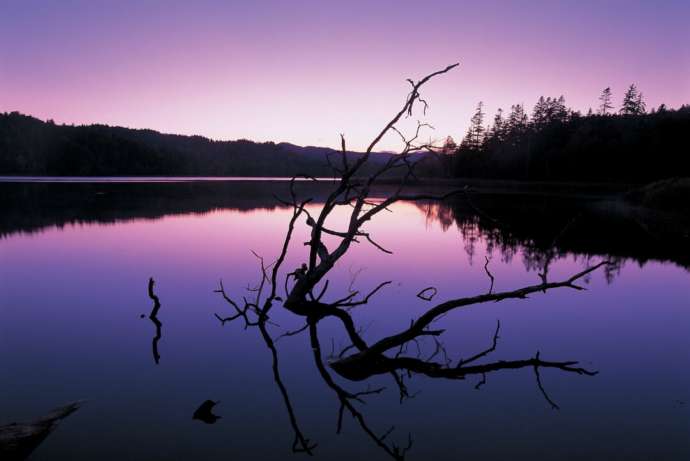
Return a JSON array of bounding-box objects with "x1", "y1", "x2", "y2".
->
[{"x1": 1, "y1": 0, "x2": 688, "y2": 151}]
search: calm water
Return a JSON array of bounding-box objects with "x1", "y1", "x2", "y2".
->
[{"x1": 1, "y1": 181, "x2": 688, "y2": 460}]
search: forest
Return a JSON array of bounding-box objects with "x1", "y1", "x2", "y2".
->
[{"x1": 450, "y1": 86, "x2": 690, "y2": 183}]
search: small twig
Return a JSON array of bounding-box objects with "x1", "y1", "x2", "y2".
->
[
  {"x1": 416, "y1": 286, "x2": 437, "y2": 302},
  {"x1": 275, "y1": 323, "x2": 310, "y2": 342},
  {"x1": 484, "y1": 256, "x2": 495, "y2": 294},
  {"x1": 337, "y1": 281, "x2": 392, "y2": 308},
  {"x1": 457, "y1": 320, "x2": 501, "y2": 367},
  {"x1": 533, "y1": 351, "x2": 560, "y2": 410},
  {"x1": 474, "y1": 373, "x2": 487, "y2": 390}
]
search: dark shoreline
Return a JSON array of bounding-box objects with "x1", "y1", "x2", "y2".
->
[
  {"x1": 2, "y1": 179, "x2": 688, "y2": 271},
  {"x1": 0, "y1": 175, "x2": 635, "y2": 197}
]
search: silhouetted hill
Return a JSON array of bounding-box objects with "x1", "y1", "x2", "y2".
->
[{"x1": 0, "y1": 112, "x2": 409, "y2": 177}]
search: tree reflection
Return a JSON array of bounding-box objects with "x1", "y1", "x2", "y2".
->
[{"x1": 417, "y1": 191, "x2": 688, "y2": 281}]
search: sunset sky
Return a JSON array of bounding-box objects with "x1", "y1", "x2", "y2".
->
[{"x1": 1, "y1": 0, "x2": 688, "y2": 151}]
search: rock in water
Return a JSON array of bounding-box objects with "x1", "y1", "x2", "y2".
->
[{"x1": 192, "y1": 400, "x2": 221, "y2": 424}]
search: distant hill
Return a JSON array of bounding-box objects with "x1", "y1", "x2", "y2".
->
[{"x1": 0, "y1": 112, "x2": 432, "y2": 177}]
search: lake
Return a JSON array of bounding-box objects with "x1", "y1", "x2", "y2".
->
[{"x1": 1, "y1": 179, "x2": 688, "y2": 460}]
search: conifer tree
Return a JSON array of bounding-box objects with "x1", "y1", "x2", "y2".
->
[
  {"x1": 551, "y1": 95, "x2": 569, "y2": 122},
  {"x1": 532, "y1": 97, "x2": 548, "y2": 127},
  {"x1": 620, "y1": 84, "x2": 645, "y2": 115},
  {"x1": 598, "y1": 87, "x2": 613, "y2": 115},
  {"x1": 461, "y1": 102, "x2": 486, "y2": 150},
  {"x1": 636, "y1": 91, "x2": 647, "y2": 114},
  {"x1": 489, "y1": 108, "x2": 506, "y2": 142},
  {"x1": 506, "y1": 103, "x2": 528, "y2": 134}
]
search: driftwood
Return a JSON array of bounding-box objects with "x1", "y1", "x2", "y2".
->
[
  {"x1": 0, "y1": 401, "x2": 84, "y2": 461},
  {"x1": 213, "y1": 63, "x2": 611, "y2": 460}
]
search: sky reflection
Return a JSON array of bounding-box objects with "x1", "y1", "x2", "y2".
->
[{"x1": 0, "y1": 200, "x2": 688, "y2": 459}]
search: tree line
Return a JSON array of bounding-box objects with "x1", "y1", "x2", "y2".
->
[
  {"x1": 449, "y1": 86, "x2": 690, "y2": 183},
  {"x1": 3, "y1": 85, "x2": 688, "y2": 183},
  {"x1": 0, "y1": 112, "x2": 395, "y2": 177}
]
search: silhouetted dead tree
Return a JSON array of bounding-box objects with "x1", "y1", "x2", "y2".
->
[{"x1": 214, "y1": 63, "x2": 610, "y2": 460}]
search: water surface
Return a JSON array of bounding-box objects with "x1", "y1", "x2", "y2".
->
[{"x1": 1, "y1": 181, "x2": 688, "y2": 460}]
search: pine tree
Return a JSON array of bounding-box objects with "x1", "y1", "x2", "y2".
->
[
  {"x1": 489, "y1": 108, "x2": 505, "y2": 142},
  {"x1": 532, "y1": 96, "x2": 569, "y2": 126},
  {"x1": 532, "y1": 97, "x2": 548, "y2": 127},
  {"x1": 551, "y1": 95, "x2": 568, "y2": 122},
  {"x1": 461, "y1": 102, "x2": 485, "y2": 150},
  {"x1": 598, "y1": 87, "x2": 613, "y2": 115},
  {"x1": 636, "y1": 91, "x2": 647, "y2": 114},
  {"x1": 507, "y1": 104, "x2": 528, "y2": 134},
  {"x1": 620, "y1": 84, "x2": 645, "y2": 115}
]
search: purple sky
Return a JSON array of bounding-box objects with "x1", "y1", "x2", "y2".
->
[{"x1": 1, "y1": 0, "x2": 688, "y2": 151}]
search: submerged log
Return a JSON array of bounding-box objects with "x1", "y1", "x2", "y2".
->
[{"x1": 0, "y1": 401, "x2": 84, "y2": 461}]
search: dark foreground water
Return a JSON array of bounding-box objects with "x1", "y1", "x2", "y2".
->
[{"x1": 1, "y1": 180, "x2": 688, "y2": 460}]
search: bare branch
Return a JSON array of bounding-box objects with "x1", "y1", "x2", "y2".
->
[
  {"x1": 308, "y1": 322, "x2": 411, "y2": 460},
  {"x1": 366, "y1": 63, "x2": 459, "y2": 154},
  {"x1": 360, "y1": 261, "x2": 611, "y2": 357},
  {"x1": 474, "y1": 373, "x2": 487, "y2": 390},
  {"x1": 337, "y1": 281, "x2": 392, "y2": 308},
  {"x1": 533, "y1": 351, "x2": 561, "y2": 410},
  {"x1": 457, "y1": 320, "x2": 500, "y2": 366},
  {"x1": 261, "y1": 322, "x2": 316, "y2": 455},
  {"x1": 275, "y1": 322, "x2": 310, "y2": 342}
]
